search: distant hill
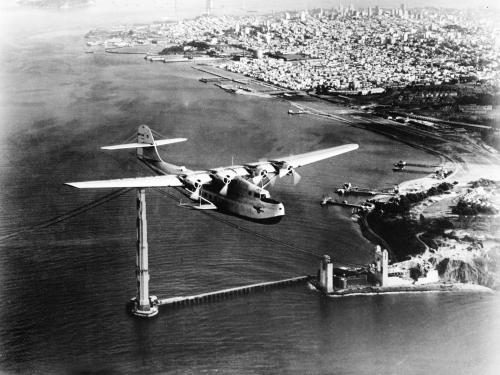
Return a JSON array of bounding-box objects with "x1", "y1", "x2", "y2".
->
[{"x1": 17, "y1": 0, "x2": 94, "y2": 9}]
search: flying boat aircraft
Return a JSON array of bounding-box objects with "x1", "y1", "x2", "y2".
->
[{"x1": 66, "y1": 125, "x2": 358, "y2": 223}]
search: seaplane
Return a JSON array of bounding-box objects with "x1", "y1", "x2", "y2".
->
[{"x1": 66, "y1": 125, "x2": 358, "y2": 223}]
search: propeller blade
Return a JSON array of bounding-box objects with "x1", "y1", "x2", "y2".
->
[
  {"x1": 190, "y1": 185, "x2": 201, "y2": 200},
  {"x1": 265, "y1": 175, "x2": 277, "y2": 187},
  {"x1": 220, "y1": 183, "x2": 229, "y2": 196},
  {"x1": 252, "y1": 174, "x2": 264, "y2": 185},
  {"x1": 279, "y1": 167, "x2": 289, "y2": 178},
  {"x1": 291, "y1": 169, "x2": 301, "y2": 185}
]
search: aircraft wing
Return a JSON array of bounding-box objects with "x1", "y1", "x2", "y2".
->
[
  {"x1": 272, "y1": 144, "x2": 359, "y2": 169},
  {"x1": 66, "y1": 175, "x2": 184, "y2": 189},
  {"x1": 242, "y1": 143, "x2": 358, "y2": 185}
]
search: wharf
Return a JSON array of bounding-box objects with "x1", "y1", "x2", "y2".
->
[
  {"x1": 265, "y1": 90, "x2": 303, "y2": 96},
  {"x1": 200, "y1": 77, "x2": 231, "y2": 83},
  {"x1": 320, "y1": 198, "x2": 363, "y2": 209},
  {"x1": 320, "y1": 197, "x2": 376, "y2": 211},
  {"x1": 192, "y1": 66, "x2": 249, "y2": 85},
  {"x1": 158, "y1": 276, "x2": 311, "y2": 308},
  {"x1": 338, "y1": 188, "x2": 381, "y2": 196},
  {"x1": 335, "y1": 183, "x2": 396, "y2": 197}
]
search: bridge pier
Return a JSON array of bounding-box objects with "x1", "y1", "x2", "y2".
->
[{"x1": 129, "y1": 188, "x2": 158, "y2": 318}]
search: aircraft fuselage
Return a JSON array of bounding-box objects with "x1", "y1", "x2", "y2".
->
[{"x1": 140, "y1": 156, "x2": 285, "y2": 222}]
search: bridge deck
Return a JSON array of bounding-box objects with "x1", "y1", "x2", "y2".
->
[{"x1": 158, "y1": 276, "x2": 311, "y2": 307}]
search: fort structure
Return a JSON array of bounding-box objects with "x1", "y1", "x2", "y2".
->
[
  {"x1": 315, "y1": 244, "x2": 445, "y2": 296},
  {"x1": 372, "y1": 246, "x2": 389, "y2": 286}
]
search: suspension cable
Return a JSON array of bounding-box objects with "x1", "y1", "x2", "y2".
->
[{"x1": 0, "y1": 188, "x2": 132, "y2": 242}]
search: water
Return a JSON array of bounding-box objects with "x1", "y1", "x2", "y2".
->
[{"x1": 1, "y1": 3, "x2": 499, "y2": 374}]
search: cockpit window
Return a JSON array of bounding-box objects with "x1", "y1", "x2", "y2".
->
[
  {"x1": 261, "y1": 196, "x2": 281, "y2": 204},
  {"x1": 251, "y1": 191, "x2": 268, "y2": 199}
]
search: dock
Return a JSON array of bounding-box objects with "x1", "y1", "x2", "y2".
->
[
  {"x1": 320, "y1": 198, "x2": 363, "y2": 209},
  {"x1": 158, "y1": 276, "x2": 311, "y2": 308},
  {"x1": 199, "y1": 77, "x2": 231, "y2": 83},
  {"x1": 335, "y1": 183, "x2": 396, "y2": 197},
  {"x1": 336, "y1": 188, "x2": 380, "y2": 196},
  {"x1": 192, "y1": 66, "x2": 249, "y2": 85}
]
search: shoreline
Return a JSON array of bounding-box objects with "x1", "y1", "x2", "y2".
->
[
  {"x1": 121, "y1": 57, "x2": 497, "y2": 290},
  {"x1": 308, "y1": 281, "x2": 494, "y2": 297},
  {"x1": 197, "y1": 64, "x2": 500, "y2": 291}
]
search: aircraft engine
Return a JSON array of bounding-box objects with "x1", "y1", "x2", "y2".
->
[
  {"x1": 250, "y1": 164, "x2": 275, "y2": 185},
  {"x1": 183, "y1": 173, "x2": 210, "y2": 188},
  {"x1": 211, "y1": 169, "x2": 238, "y2": 196},
  {"x1": 182, "y1": 173, "x2": 211, "y2": 200},
  {"x1": 274, "y1": 162, "x2": 301, "y2": 185}
]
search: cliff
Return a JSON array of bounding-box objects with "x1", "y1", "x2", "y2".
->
[{"x1": 438, "y1": 257, "x2": 497, "y2": 288}]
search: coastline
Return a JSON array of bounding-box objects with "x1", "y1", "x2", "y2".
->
[
  {"x1": 4, "y1": 7, "x2": 500, "y2": 375},
  {"x1": 197, "y1": 63, "x2": 499, "y2": 291},
  {"x1": 308, "y1": 281, "x2": 494, "y2": 297}
]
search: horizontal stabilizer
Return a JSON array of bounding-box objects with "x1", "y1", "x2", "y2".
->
[
  {"x1": 101, "y1": 138, "x2": 187, "y2": 150},
  {"x1": 154, "y1": 138, "x2": 187, "y2": 146},
  {"x1": 66, "y1": 175, "x2": 184, "y2": 189}
]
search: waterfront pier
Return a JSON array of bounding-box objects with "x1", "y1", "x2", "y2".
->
[
  {"x1": 199, "y1": 77, "x2": 231, "y2": 83},
  {"x1": 320, "y1": 198, "x2": 364, "y2": 209}
]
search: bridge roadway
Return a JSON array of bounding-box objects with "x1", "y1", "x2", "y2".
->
[{"x1": 157, "y1": 275, "x2": 311, "y2": 307}]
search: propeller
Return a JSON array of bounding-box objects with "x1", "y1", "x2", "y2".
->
[
  {"x1": 189, "y1": 180, "x2": 202, "y2": 200},
  {"x1": 252, "y1": 169, "x2": 268, "y2": 185},
  {"x1": 277, "y1": 163, "x2": 301, "y2": 185},
  {"x1": 219, "y1": 176, "x2": 231, "y2": 196}
]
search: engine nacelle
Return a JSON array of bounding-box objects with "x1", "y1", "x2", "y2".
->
[
  {"x1": 245, "y1": 163, "x2": 274, "y2": 178},
  {"x1": 211, "y1": 169, "x2": 239, "y2": 183},
  {"x1": 182, "y1": 173, "x2": 211, "y2": 188}
]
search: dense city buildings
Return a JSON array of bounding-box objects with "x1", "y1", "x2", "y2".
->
[{"x1": 87, "y1": 5, "x2": 500, "y2": 95}]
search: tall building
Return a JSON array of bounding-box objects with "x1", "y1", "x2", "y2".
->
[
  {"x1": 401, "y1": 3, "x2": 407, "y2": 18},
  {"x1": 206, "y1": 0, "x2": 213, "y2": 16}
]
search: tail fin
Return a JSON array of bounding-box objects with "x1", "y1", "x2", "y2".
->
[
  {"x1": 137, "y1": 124, "x2": 162, "y2": 162},
  {"x1": 100, "y1": 125, "x2": 186, "y2": 163}
]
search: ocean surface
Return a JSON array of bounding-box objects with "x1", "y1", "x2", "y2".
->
[{"x1": 1, "y1": 2, "x2": 499, "y2": 374}]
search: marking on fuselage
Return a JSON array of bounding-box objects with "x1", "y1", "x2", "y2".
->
[{"x1": 253, "y1": 206, "x2": 264, "y2": 213}]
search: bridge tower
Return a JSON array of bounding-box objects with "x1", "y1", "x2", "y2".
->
[{"x1": 129, "y1": 188, "x2": 158, "y2": 318}]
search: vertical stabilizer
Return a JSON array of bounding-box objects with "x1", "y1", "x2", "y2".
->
[{"x1": 137, "y1": 124, "x2": 163, "y2": 162}]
